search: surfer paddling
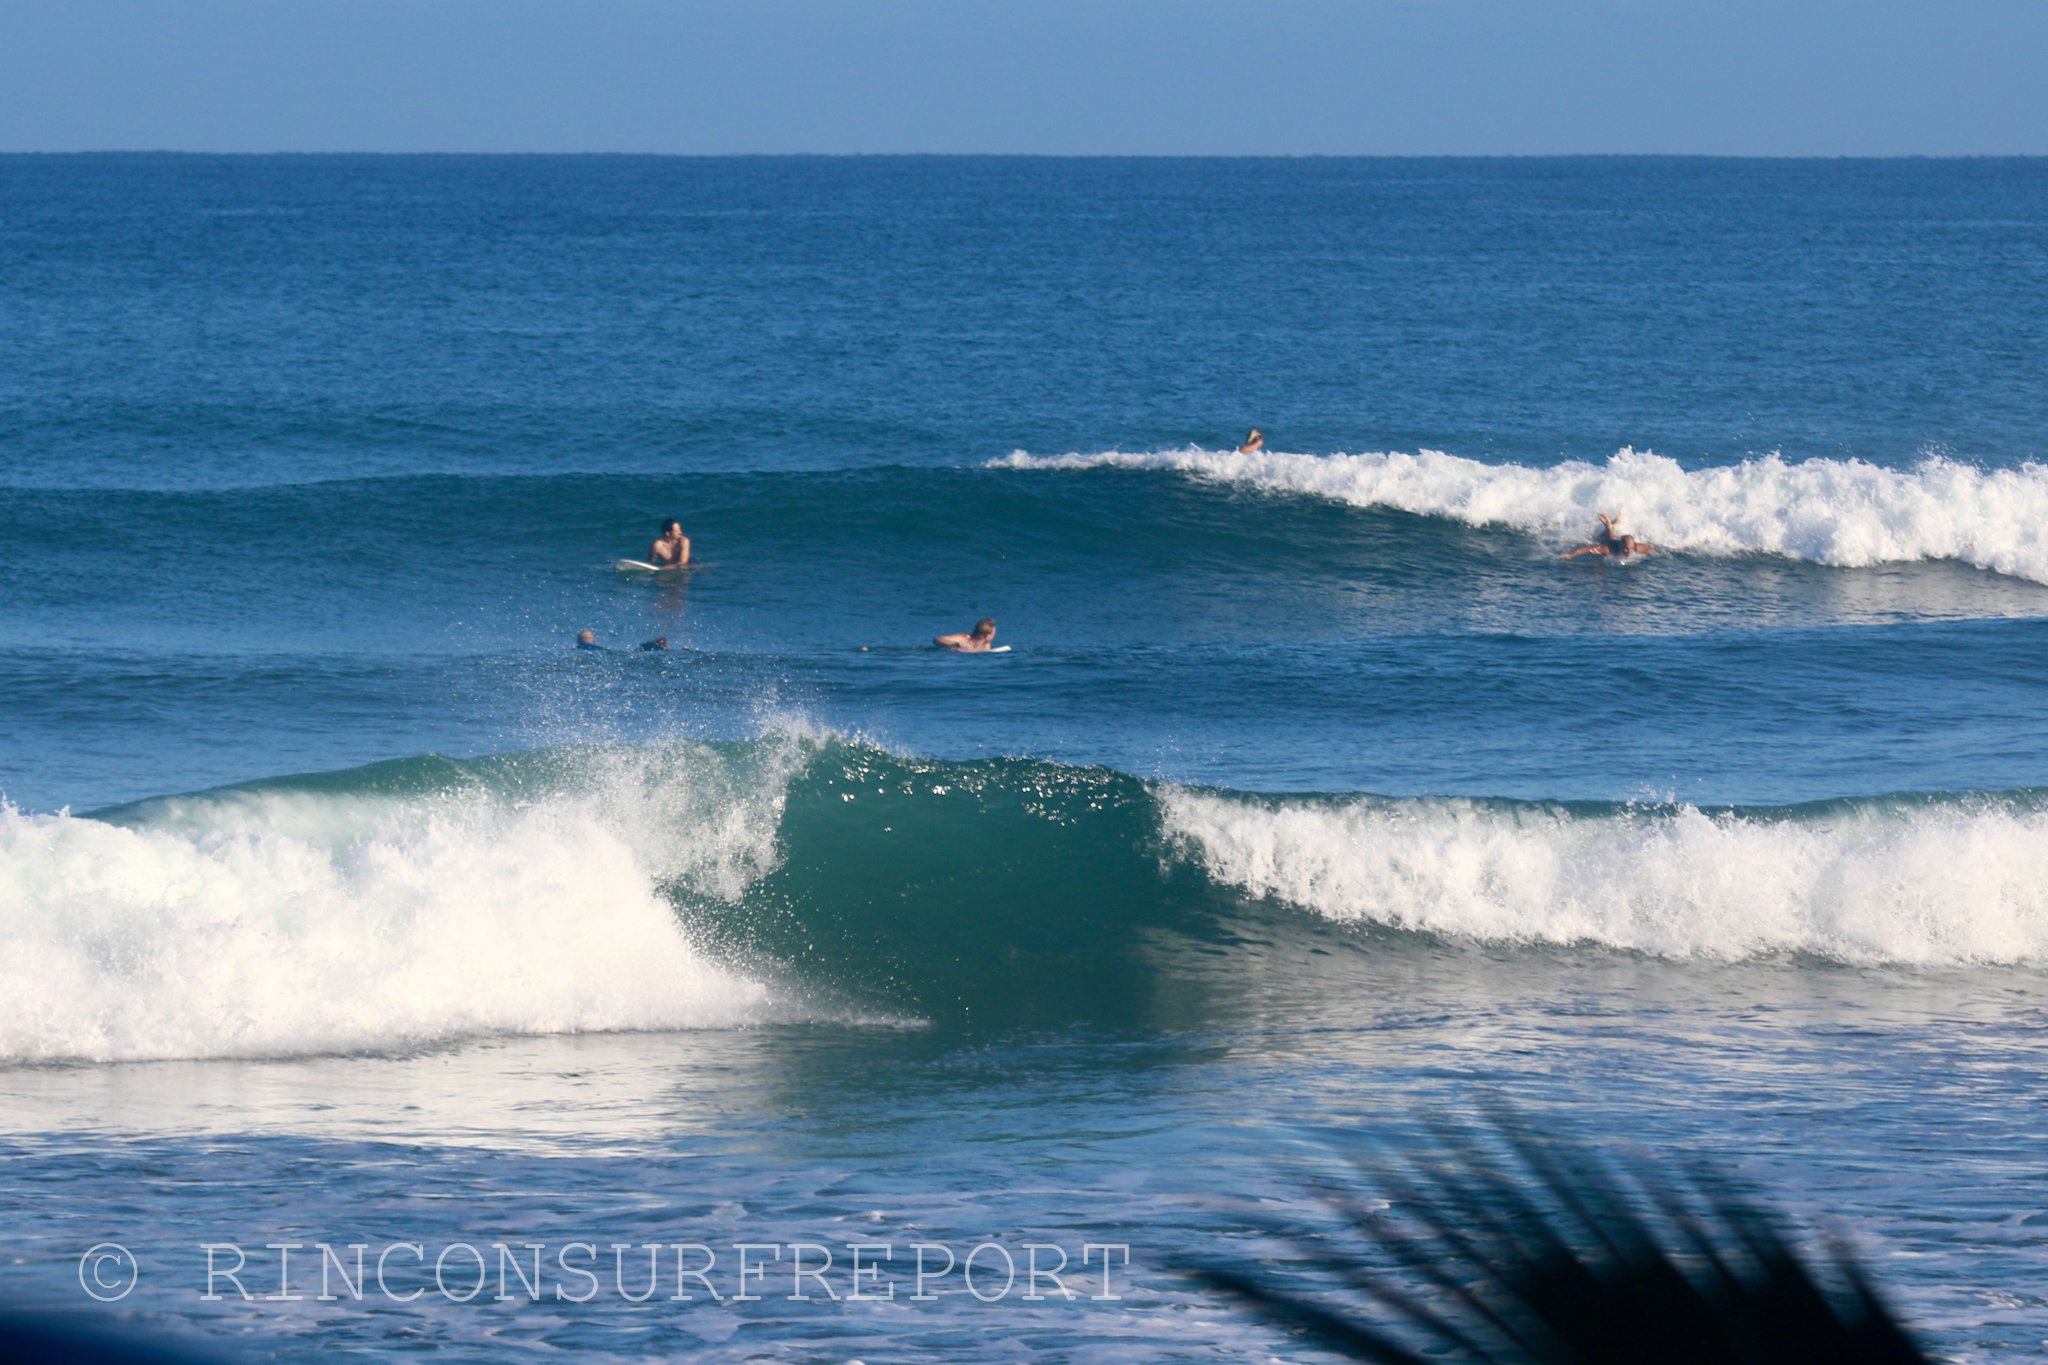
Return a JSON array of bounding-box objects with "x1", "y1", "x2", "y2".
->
[
  {"x1": 648, "y1": 519, "x2": 690, "y2": 568},
  {"x1": 935, "y1": 619, "x2": 998, "y2": 652},
  {"x1": 1237, "y1": 428, "x2": 1264, "y2": 454},
  {"x1": 1562, "y1": 513, "x2": 1656, "y2": 559}
]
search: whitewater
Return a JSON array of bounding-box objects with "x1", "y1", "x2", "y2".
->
[
  {"x1": 1163, "y1": 786, "x2": 2048, "y2": 964},
  {"x1": 997, "y1": 446, "x2": 2048, "y2": 584},
  {"x1": 0, "y1": 811, "x2": 772, "y2": 1065}
]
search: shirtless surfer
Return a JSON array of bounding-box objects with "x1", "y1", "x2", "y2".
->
[
  {"x1": 1561, "y1": 513, "x2": 1656, "y2": 559},
  {"x1": 648, "y1": 519, "x2": 691, "y2": 568},
  {"x1": 935, "y1": 619, "x2": 998, "y2": 652},
  {"x1": 1237, "y1": 429, "x2": 1264, "y2": 454}
]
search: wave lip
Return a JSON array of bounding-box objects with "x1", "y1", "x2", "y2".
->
[
  {"x1": 1163, "y1": 787, "x2": 2048, "y2": 965},
  {"x1": 994, "y1": 446, "x2": 2048, "y2": 585}
]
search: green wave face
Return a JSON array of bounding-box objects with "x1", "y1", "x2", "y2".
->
[{"x1": 676, "y1": 747, "x2": 1266, "y2": 1032}]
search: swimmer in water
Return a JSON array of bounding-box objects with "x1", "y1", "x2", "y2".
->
[
  {"x1": 1561, "y1": 513, "x2": 1656, "y2": 559},
  {"x1": 575, "y1": 629, "x2": 605, "y2": 651},
  {"x1": 935, "y1": 619, "x2": 998, "y2": 652},
  {"x1": 648, "y1": 519, "x2": 690, "y2": 568},
  {"x1": 1237, "y1": 428, "x2": 1264, "y2": 454}
]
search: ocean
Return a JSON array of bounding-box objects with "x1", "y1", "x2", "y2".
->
[{"x1": 3, "y1": 154, "x2": 2047, "y2": 1361}]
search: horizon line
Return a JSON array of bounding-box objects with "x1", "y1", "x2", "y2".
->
[{"x1": 4, "y1": 150, "x2": 2045, "y2": 161}]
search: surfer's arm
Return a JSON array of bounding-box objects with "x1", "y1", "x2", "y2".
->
[{"x1": 1559, "y1": 544, "x2": 1607, "y2": 559}]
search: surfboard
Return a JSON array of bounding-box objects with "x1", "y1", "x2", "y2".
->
[
  {"x1": 990, "y1": 646, "x2": 1012, "y2": 652},
  {"x1": 615, "y1": 559, "x2": 664, "y2": 572}
]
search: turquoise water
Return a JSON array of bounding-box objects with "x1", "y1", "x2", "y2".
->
[{"x1": 4, "y1": 155, "x2": 2048, "y2": 1360}]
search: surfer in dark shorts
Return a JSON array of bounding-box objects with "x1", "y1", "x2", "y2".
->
[
  {"x1": 935, "y1": 619, "x2": 998, "y2": 652},
  {"x1": 1562, "y1": 513, "x2": 1656, "y2": 559},
  {"x1": 648, "y1": 519, "x2": 690, "y2": 568}
]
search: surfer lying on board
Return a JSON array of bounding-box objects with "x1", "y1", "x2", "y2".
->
[
  {"x1": 1237, "y1": 428, "x2": 1264, "y2": 454},
  {"x1": 1561, "y1": 513, "x2": 1656, "y2": 559},
  {"x1": 936, "y1": 619, "x2": 998, "y2": 652},
  {"x1": 648, "y1": 519, "x2": 690, "y2": 567}
]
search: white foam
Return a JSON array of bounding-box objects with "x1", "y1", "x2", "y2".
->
[
  {"x1": 0, "y1": 744, "x2": 805, "y2": 1064},
  {"x1": 995, "y1": 446, "x2": 2048, "y2": 585},
  {"x1": 1162, "y1": 788, "x2": 2048, "y2": 964}
]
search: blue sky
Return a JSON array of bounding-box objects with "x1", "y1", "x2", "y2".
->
[{"x1": 2, "y1": 0, "x2": 2043, "y2": 155}]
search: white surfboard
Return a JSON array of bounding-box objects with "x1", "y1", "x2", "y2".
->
[{"x1": 615, "y1": 559, "x2": 664, "y2": 572}]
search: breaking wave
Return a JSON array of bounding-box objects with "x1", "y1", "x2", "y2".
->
[
  {"x1": 994, "y1": 447, "x2": 2048, "y2": 584},
  {"x1": 6, "y1": 738, "x2": 2045, "y2": 1063},
  {"x1": 0, "y1": 743, "x2": 808, "y2": 1064},
  {"x1": 1163, "y1": 787, "x2": 2048, "y2": 965}
]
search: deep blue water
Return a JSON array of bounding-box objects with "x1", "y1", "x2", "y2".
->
[{"x1": 4, "y1": 155, "x2": 2048, "y2": 1362}]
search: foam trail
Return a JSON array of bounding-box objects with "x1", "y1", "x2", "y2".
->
[
  {"x1": 1162, "y1": 788, "x2": 2048, "y2": 964},
  {"x1": 995, "y1": 447, "x2": 2048, "y2": 584},
  {"x1": 0, "y1": 744, "x2": 807, "y2": 1063}
]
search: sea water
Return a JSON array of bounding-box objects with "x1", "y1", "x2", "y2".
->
[{"x1": 3, "y1": 155, "x2": 2047, "y2": 1361}]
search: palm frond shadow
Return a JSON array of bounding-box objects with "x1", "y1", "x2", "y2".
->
[{"x1": 1191, "y1": 1111, "x2": 1929, "y2": 1365}]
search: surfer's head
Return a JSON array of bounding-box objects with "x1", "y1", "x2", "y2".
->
[
  {"x1": 661, "y1": 519, "x2": 682, "y2": 538},
  {"x1": 577, "y1": 629, "x2": 596, "y2": 645},
  {"x1": 973, "y1": 619, "x2": 996, "y2": 639}
]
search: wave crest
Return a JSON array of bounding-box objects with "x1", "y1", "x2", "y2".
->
[{"x1": 994, "y1": 447, "x2": 2048, "y2": 584}]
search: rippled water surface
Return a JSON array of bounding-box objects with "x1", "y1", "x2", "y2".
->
[{"x1": 4, "y1": 155, "x2": 2046, "y2": 1361}]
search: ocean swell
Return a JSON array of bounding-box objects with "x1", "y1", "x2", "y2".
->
[{"x1": 994, "y1": 447, "x2": 2048, "y2": 584}]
